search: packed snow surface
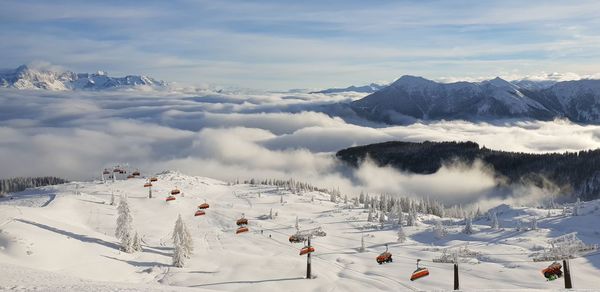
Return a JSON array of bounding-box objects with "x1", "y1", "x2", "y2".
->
[{"x1": 1, "y1": 171, "x2": 600, "y2": 291}]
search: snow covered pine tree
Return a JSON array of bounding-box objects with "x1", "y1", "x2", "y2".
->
[
  {"x1": 463, "y1": 216, "x2": 474, "y2": 234},
  {"x1": 115, "y1": 195, "x2": 139, "y2": 253},
  {"x1": 172, "y1": 214, "x2": 194, "y2": 267}
]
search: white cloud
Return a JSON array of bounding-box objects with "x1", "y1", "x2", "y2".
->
[{"x1": 1, "y1": 88, "x2": 599, "y2": 207}]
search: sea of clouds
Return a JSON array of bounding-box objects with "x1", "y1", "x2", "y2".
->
[{"x1": 2, "y1": 88, "x2": 600, "y2": 208}]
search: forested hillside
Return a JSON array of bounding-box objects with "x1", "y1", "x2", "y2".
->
[
  {"x1": 336, "y1": 141, "x2": 600, "y2": 201},
  {"x1": 0, "y1": 177, "x2": 68, "y2": 195}
]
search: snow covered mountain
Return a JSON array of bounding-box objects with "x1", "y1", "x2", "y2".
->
[
  {"x1": 0, "y1": 65, "x2": 167, "y2": 91},
  {"x1": 350, "y1": 75, "x2": 600, "y2": 124},
  {"x1": 511, "y1": 79, "x2": 557, "y2": 91},
  {"x1": 1, "y1": 170, "x2": 599, "y2": 291},
  {"x1": 311, "y1": 83, "x2": 387, "y2": 94}
]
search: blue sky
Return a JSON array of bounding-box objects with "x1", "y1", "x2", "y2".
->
[{"x1": 2, "y1": 0, "x2": 600, "y2": 89}]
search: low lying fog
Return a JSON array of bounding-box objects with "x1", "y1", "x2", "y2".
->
[{"x1": 2, "y1": 88, "x2": 598, "y2": 208}]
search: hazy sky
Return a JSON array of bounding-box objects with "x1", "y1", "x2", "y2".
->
[{"x1": 2, "y1": 0, "x2": 600, "y2": 89}]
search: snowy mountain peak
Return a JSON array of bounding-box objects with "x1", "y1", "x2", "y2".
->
[
  {"x1": 0, "y1": 64, "x2": 167, "y2": 91},
  {"x1": 485, "y1": 77, "x2": 516, "y2": 89},
  {"x1": 351, "y1": 75, "x2": 559, "y2": 123},
  {"x1": 392, "y1": 75, "x2": 435, "y2": 86},
  {"x1": 15, "y1": 64, "x2": 30, "y2": 73},
  {"x1": 388, "y1": 75, "x2": 439, "y2": 93}
]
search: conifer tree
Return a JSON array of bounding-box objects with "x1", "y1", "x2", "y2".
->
[
  {"x1": 491, "y1": 211, "x2": 500, "y2": 230},
  {"x1": 115, "y1": 195, "x2": 135, "y2": 253},
  {"x1": 359, "y1": 233, "x2": 365, "y2": 252},
  {"x1": 531, "y1": 217, "x2": 538, "y2": 230},
  {"x1": 172, "y1": 240, "x2": 185, "y2": 268},
  {"x1": 172, "y1": 214, "x2": 193, "y2": 261},
  {"x1": 133, "y1": 231, "x2": 142, "y2": 252},
  {"x1": 463, "y1": 216, "x2": 474, "y2": 234},
  {"x1": 573, "y1": 198, "x2": 581, "y2": 216},
  {"x1": 397, "y1": 225, "x2": 406, "y2": 243},
  {"x1": 397, "y1": 204, "x2": 404, "y2": 226},
  {"x1": 434, "y1": 220, "x2": 447, "y2": 239},
  {"x1": 110, "y1": 191, "x2": 115, "y2": 206}
]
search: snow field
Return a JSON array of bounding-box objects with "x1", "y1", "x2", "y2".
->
[{"x1": 1, "y1": 171, "x2": 599, "y2": 291}]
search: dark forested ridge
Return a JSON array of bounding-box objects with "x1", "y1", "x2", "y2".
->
[
  {"x1": 336, "y1": 141, "x2": 600, "y2": 201},
  {"x1": 0, "y1": 177, "x2": 68, "y2": 195}
]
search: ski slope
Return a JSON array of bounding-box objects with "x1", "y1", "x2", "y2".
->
[{"x1": 1, "y1": 171, "x2": 599, "y2": 291}]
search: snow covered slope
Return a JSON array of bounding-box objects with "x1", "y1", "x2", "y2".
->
[
  {"x1": 0, "y1": 65, "x2": 167, "y2": 91},
  {"x1": 1, "y1": 171, "x2": 599, "y2": 291}
]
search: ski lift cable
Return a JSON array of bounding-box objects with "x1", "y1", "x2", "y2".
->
[
  {"x1": 199, "y1": 194, "x2": 598, "y2": 264},
  {"x1": 319, "y1": 231, "x2": 533, "y2": 256},
  {"x1": 219, "y1": 209, "x2": 544, "y2": 259},
  {"x1": 310, "y1": 253, "x2": 420, "y2": 291}
]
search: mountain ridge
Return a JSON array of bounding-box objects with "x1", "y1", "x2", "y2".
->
[
  {"x1": 310, "y1": 82, "x2": 388, "y2": 94},
  {"x1": 349, "y1": 75, "x2": 600, "y2": 124},
  {"x1": 0, "y1": 64, "x2": 167, "y2": 91}
]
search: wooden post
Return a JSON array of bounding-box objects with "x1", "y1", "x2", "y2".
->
[
  {"x1": 149, "y1": 185, "x2": 152, "y2": 198},
  {"x1": 306, "y1": 237, "x2": 312, "y2": 279},
  {"x1": 454, "y1": 263, "x2": 459, "y2": 290},
  {"x1": 563, "y1": 259, "x2": 572, "y2": 289}
]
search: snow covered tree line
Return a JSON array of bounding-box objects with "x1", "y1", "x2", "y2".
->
[
  {"x1": 0, "y1": 176, "x2": 67, "y2": 196},
  {"x1": 359, "y1": 192, "x2": 473, "y2": 219},
  {"x1": 172, "y1": 214, "x2": 194, "y2": 268},
  {"x1": 115, "y1": 195, "x2": 142, "y2": 253},
  {"x1": 239, "y1": 178, "x2": 489, "y2": 219},
  {"x1": 240, "y1": 178, "x2": 335, "y2": 196}
]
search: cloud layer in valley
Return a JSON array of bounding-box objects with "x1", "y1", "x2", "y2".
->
[{"x1": 1, "y1": 88, "x2": 599, "y2": 207}]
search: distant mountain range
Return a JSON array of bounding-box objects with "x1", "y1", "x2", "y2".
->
[
  {"x1": 348, "y1": 75, "x2": 600, "y2": 124},
  {"x1": 0, "y1": 65, "x2": 167, "y2": 91},
  {"x1": 311, "y1": 83, "x2": 387, "y2": 94}
]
